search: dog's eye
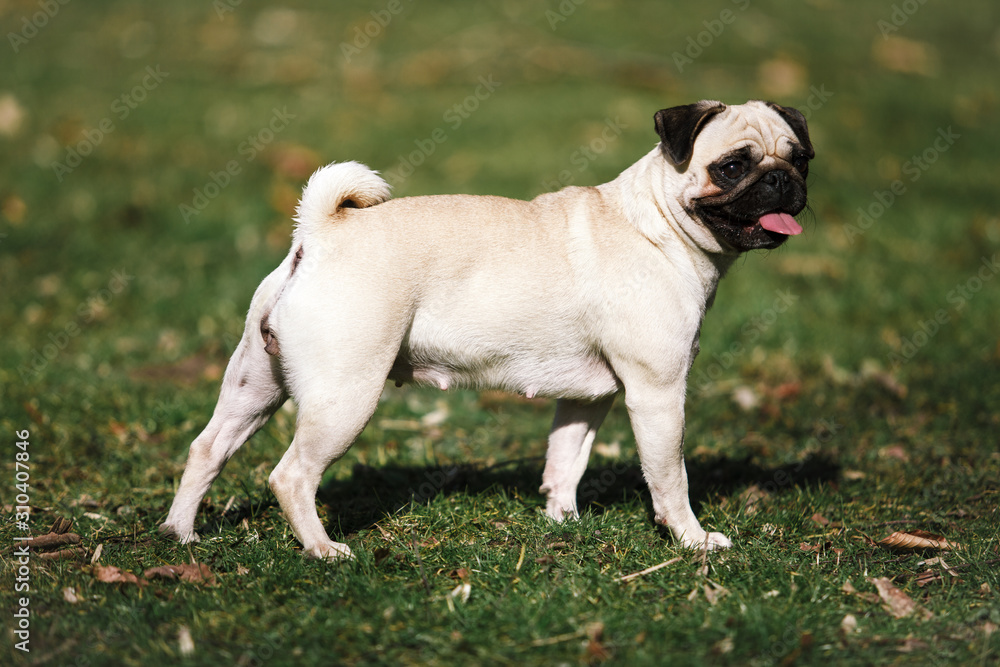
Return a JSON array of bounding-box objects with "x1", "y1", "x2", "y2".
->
[
  {"x1": 720, "y1": 161, "x2": 745, "y2": 179},
  {"x1": 793, "y1": 156, "x2": 809, "y2": 174}
]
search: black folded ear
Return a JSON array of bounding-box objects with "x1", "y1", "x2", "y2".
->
[
  {"x1": 653, "y1": 101, "x2": 726, "y2": 166},
  {"x1": 765, "y1": 102, "x2": 815, "y2": 158}
]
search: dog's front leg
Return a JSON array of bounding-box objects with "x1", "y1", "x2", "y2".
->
[{"x1": 625, "y1": 381, "x2": 732, "y2": 550}]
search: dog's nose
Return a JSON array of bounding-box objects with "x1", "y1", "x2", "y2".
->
[{"x1": 763, "y1": 170, "x2": 790, "y2": 194}]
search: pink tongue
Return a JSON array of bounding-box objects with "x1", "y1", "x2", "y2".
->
[{"x1": 758, "y1": 212, "x2": 802, "y2": 235}]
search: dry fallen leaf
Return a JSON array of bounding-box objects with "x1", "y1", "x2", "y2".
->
[
  {"x1": 38, "y1": 547, "x2": 86, "y2": 561},
  {"x1": 915, "y1": 570, "x2": 942, "y2": 587},
  {"x1": 868, "y1": 577, "x2": 933, "y2": 620},
  {"x1": 739, "y1": 483, "x2": 770, "y2": 515},
  {"x1": 585, "y1": 621, "x2": 611, "y2": 662},
  {"x1": 143, "y1": 563, "x2": 216, "y2": 585},
  {"x1": 878, "y1": 530, "x2": 961, "y2": 552},
  {"x1": 840, "y1": 613, "x2": 859, "y2": 636},
  {"x1": 23, "y1": 532, "x2": 81, "y2": 550},
  {"x1": 62, "y1": 587, "x2": 80, "y2": 604},
  {"x1": 842, "y1": 579, "x2": 880, "y2": 604},
  {"x1": 93, "y1": 564, "x2": 144, "y2": 587},
  {"x1": 811, "y1": 513, "x2": 830, "y2": 527}
]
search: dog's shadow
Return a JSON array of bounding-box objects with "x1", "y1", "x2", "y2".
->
[{"x1": 313, "y1": 453, "x2": 840, "y2": 538}]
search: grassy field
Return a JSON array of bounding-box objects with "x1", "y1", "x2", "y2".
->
[{"x1": 2, "y1": 0, "x2": 999, "y2": 664}]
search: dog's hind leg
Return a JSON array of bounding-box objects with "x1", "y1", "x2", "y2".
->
[
  {"x1": 540, "y1": 395, "x2": 615, "y2": 521},
  {"x1": 160, "y1": 262, "x2": 291, "y2": 543},
  {"x1": 267, "y1": 379, "x2": 388, "y2": 560}
]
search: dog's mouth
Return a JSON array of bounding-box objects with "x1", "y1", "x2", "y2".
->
[
  {"x1": 696, "y1": 206, "x2": 804, "y2": 250},
  {"x1": 756, "y1": 212, "x2": 803, "y2": 236}
]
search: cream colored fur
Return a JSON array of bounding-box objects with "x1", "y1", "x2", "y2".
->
[{"x1": 161, "y1": 101, "x2": 806, "y2": 560}]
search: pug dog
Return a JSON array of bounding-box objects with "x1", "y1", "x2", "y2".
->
[{"x1": 160, "y1": 100, "x2": 813, "y2": 560}]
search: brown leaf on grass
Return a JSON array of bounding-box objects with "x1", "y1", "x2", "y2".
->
[
  {"x1": 878, "y1": 530, "x2": 962, "y2": 552},
  {"x1": 811, "y1": 513, "x2": 830, "y2": 527},
  {"x1": 868, "y1": 577, "x2": 933, "y2": 620},
  {"x1": 584, "y1": 622, "x2": 611, "y2": 662},
  {"x1": 38, "y1": 547, "x2": 86, "y2": 561},
  {"x1": 739, "y1": 484, "x2": 770, "y2": 515},
  {"x1": 448, "y1": 568, "x2": 471, "y2": 582},
  {"x1": 22, "y1": 532, "x2": 81, "y2": 550},
  {"x1": 143, "y1": 563, "x2": 216, "y2": 586},
  {"x1": 915, "y1": 570, "x2": 942, "y2": 587},
  {"x1": 93, "y1": 564, "x2": 145, "y2": 587},
  {"x1": 49, "y1": 516, "x2": 74, "y2": 534},
  {"x1": 842, "y1": 579, "x2": 880, "y2": 604}
]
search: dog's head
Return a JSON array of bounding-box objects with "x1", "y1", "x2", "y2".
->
[{"x1": 654, "y1": 100, "x2": 814, "y2": 253}]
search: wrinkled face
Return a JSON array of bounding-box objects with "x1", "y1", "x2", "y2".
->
[{"x1": 656, "y1": 101, "x2": 814, "y2": 253}]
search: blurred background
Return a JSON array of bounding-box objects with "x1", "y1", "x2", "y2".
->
[{"x1": 1, "y1": 0, "x2": 997, "y2": 500}]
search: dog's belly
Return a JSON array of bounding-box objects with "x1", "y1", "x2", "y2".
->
[{"x1": 388, "y1": 347, "x2": 621, "y2": 400}]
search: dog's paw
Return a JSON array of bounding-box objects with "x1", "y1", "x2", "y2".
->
[
  {"x1": 158, "y1": 522, "x2": 200, "y2": 544},
  {"x1": 678, "y1": 530, "x2": 732, "y2": 551},
  {"x1": 305, "y1": 541, "x2": 354, "y2": 561},
  {"x1": 543, "y1": 497, "x2": 579, "y2": 523}
]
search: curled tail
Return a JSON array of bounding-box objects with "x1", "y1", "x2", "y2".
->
[{"x1": 292, "y1": 161, "x2": 391, "y2": 242}]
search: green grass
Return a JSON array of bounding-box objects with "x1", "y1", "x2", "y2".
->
[{"x1": 2, "y1": 0, "x2": 999, "y2": 664}]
